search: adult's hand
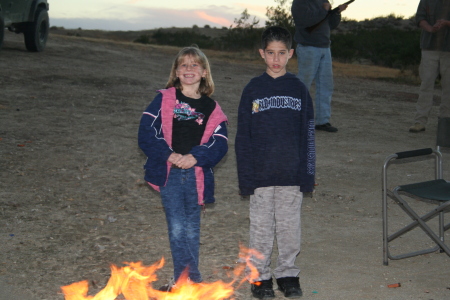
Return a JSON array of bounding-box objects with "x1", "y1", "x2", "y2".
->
[
  {"x1": 434, "y1": 19, "x2": 450, "y2": 30},
  {"x1": 338, "y1": 4, "x2": 348, "y2": 12},
  {"x1": 420, "y1": 20, "x2": 438, "y2": 33},
  {"x1": 323, "y1": 2, "x2": 331, "y2": 11}
]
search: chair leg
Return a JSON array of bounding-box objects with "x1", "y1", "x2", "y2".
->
[
  {"x1": 383, "y1": 190, "x2": 440, "y2": 263},
  {"x1": 387, "y1": 190, "x2": 450, "y2": 259},
  {"x1": 436, "y1": 208, "x2": 450, "y2": 255},
  {"x1": 382, "y1": 188, "x2": 391, "y2": 265}
]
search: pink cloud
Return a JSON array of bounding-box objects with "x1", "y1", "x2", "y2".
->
[
  {"x1": 195, "y1": 11, "x2": 232, "y2": 27},
  {"x1": 235, "y1": 3, "x2": 267, "y2": 15}
]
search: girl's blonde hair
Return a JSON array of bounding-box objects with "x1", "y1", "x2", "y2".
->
[{"x1": 166, "y1": 46, "x2": 215, "y2": 96}]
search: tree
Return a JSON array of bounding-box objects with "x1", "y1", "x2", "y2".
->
[
  {"x1": 218, "y1": 9, "x2": 262, "y2": 51},
  {"x1": 233, "y1": 9, "x2": 260, "y2": 29},
  {"x1": 265, "y1": 0, "x2": 295, "y2": 36}
]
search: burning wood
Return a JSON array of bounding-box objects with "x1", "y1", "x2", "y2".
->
[{"x1": 61, "y1": 246, "x2": 261, "y2": 300}]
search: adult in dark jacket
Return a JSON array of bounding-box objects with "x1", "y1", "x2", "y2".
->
[{"x1": 291, "y1": 0, "x2": 347, "y2": 132}]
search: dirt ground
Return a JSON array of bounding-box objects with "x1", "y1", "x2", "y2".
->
[{"x1": 1, "y1": 31, "x2": 449, "y2": 300}]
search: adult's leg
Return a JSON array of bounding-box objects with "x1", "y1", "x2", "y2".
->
[
  {"x1": 439, "y1": 51, "x2": 450, "y2": 119},
  {"x1": 314, "y1": 48, "x2": 334, "y2": 125},
  {"x1": 414, "y1": 50, "x2": 440, "y2": 125},
  {"x1": 273, "y1": 186, "x2": 303, "y2": 279},
  {"x1": 296, "y1": 44, "x2": 320, "y2": 90},
  {"x1": 248, "y1": 186, "x2": 276, "y2": 281}
]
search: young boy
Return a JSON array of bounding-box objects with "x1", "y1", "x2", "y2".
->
[{"x1": 235, "y1": 26, "x2": 315, "y2": 299}]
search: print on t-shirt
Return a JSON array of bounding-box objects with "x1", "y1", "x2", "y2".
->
[{"x1": 173, "y1": 100, "x2": 205, "y2": 125}]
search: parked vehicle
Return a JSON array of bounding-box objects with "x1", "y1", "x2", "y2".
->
[{"x1": 0, "y1": 0, "x2": 50, "y2": 51}]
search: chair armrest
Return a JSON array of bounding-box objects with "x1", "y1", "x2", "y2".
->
[{"x1": 395, "y1": 148, "x2": 433, "y2": 159}]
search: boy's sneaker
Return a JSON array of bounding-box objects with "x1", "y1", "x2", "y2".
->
[
  {"x1": 276, "y1": 277, "x2": 303, "y2": 298},
  {"x1": 251, "y1": 279, "x2": 275, "y2": 299}
]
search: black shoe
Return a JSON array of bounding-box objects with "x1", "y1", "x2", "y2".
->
[
  {"x1": 251, "y1": 279, "x2": 275, "y2": 299},
  {"x1": 276, "y1": 277, "x2": 303, "y2": 298},
  {"x1": 315, "y1": 123, "x2": 338, "y2": 132}
]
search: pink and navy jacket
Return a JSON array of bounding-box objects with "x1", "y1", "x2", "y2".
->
[{"x1": 138, "y1": 87, "x2": 228, "y2": 205}]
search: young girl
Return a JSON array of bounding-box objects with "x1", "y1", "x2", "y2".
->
[{"x1": 138, "y1": 46, "x2": 228, "y2": 289}]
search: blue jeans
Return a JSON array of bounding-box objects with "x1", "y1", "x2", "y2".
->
[
  {"x1": 160, "y1": 168, "x2": 202, "y2": 283},
  {"x1": 296, "y1": 44, "x2": 334, "y2": 125}
]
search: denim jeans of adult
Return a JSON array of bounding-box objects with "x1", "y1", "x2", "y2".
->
[
  {"x1": 414, "y1": 50, "x2": 450, "y2": 125},
  {"x1": 296, "y1": 44, "x2": 334, "y2": 125},
  {"x1": 160, "y1": 167, "x2": 202, "y2": 283}
]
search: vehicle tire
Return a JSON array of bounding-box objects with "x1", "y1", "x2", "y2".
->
[
  {"x1": 0, "y1": 16, "x2": 4, "y2": 50},
  {"x1": 24, "y1": 7, "x2": 49, "y2": 52}
]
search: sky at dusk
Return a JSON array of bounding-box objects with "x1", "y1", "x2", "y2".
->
[{"x1": 50, "y1": 0, "x2": 418, "y2": 31}]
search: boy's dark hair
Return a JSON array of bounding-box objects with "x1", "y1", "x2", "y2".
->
[{"x1": 261, "y1": 26, "x2": 292, "y2": 50}]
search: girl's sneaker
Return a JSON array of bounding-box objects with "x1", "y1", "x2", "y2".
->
[{"x1": 158, "y1": 278, "x2": 175, "y2": 292}]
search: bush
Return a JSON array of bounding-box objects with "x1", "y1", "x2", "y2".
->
[
  {"x1": 217, "y1": 27, "x2": 263, "y2": 51},
  {"x1": 134, "y1": 35, "x2": 151, "y2": 44},
  {"x1": 331, "y1": 26, "x2": 421, "y2": 69},
  {"x1": 149, "y1": 29, "x2": 214, "y2": 48}
]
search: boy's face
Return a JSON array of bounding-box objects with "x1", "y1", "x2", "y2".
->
[{"x1": 259, "y1": 41, "x2": 294, "y2": 78}]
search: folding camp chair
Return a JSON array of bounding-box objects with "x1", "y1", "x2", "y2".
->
[{"x1": 382, "y1": 117, "x2": 450, "y2": 265}]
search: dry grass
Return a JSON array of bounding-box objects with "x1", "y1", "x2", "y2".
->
[
  {"x1": 51, "y1": 32, "x2": 419, "y2": 84},
  {"x1": 332, "y1": 61, "x2": 420, "y2": 84},
  {"x1": 333, "y1": 61, "x2": 400, "y2": 78}
]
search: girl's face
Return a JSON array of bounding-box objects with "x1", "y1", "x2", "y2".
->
[{"x1": 175, "y1": 55, "x2": 207, "y2": 88}]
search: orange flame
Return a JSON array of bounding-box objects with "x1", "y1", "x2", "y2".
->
[{"x1": 61, "y1": 245, "x2": 263, "y2": 300}]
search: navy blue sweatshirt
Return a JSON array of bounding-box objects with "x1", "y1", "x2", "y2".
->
[{"x1": 235, "y1": 72, "x2": 316, "y2": 195}]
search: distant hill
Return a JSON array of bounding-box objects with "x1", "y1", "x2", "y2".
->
[
  {"x1": 49, "y1": 15, "x2": 419, "y2": 44},
  {"x1": 49, "y1": 26, "x2": 229, "y2": 43}
]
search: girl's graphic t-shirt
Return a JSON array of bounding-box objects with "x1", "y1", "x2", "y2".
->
[{"x1": 172, "y1": 89, "x2": 216, "y2": 155}]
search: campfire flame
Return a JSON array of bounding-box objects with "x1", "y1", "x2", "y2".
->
[{"x1": 61, "y1": 245, "x2": 261, "y2": 300}]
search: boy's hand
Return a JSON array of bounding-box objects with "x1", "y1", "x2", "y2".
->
[
  {"x1": 323, "y1": 2, "x2": 331, "y2": 10},
  {"x1": 176, "y1": 154, "x2": 197, "y2": 169}
]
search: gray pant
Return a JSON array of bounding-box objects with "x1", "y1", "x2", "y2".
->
[
  {"x1": 248, "y1": 186, "x2": 303, "y2": 281},
  {"x1": 415, "y1": 50, "x2": 450, "y2": 125}
]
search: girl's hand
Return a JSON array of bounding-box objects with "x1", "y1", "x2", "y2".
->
[
  {"x1": 168, "y1": 153, "x2": 183, "y2": 164},
  {"x1": 176, "y1": 154, "x2": 197, "y2": 169}
]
